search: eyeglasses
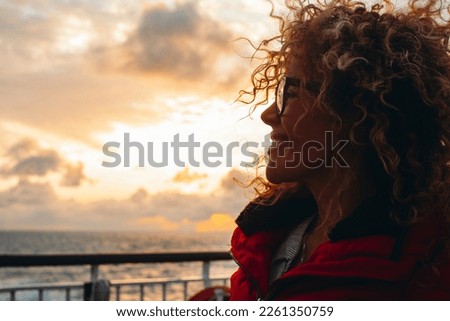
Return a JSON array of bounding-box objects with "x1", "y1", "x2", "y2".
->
[
  {"x1": 275, "y1": 77, "x2": 320, "y2": 116},
  {"x1": 275, "y1": 77, "x2": 301, "y2": 116}
]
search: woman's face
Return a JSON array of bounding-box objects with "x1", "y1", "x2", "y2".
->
[{"x1": 261, "y1": 61, "x2": 340, "y2": 184}]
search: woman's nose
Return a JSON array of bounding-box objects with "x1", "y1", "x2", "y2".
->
[{"x1": 261, "y1": 102, "x2": 279, "y2": 127}]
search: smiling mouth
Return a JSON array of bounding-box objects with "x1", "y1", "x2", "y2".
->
[
  {"x1": 268, "y1": 140, "x2": 294, "y2": 153},
  {"x1": 268, "y1": 132, "x2": 294, "y2": 156}
]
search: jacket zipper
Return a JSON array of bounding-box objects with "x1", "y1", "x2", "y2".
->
[{"x1": 229, "y1": 250, "x2": 263, "y2": 300}]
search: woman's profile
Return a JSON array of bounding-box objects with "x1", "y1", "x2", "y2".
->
[{"x1": 230, "y1": 0, "x2": 450, "y2": 300}]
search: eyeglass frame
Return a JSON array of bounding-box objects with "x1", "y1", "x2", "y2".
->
[
  {"x1": 275, "y1": 76, "x2": 320, "y2": 116},
  {"x1": 275, "y1": 77, "x2": 301, "y2": 116}
]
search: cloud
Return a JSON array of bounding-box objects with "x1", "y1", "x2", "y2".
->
[
  {"x1": 128, "y1": 2, "x2": 231, "y2": 77},
  {"x1": 6, "y1": 153, "x2": 60, "y2": 178},
  {"x1": 0, "y1": 180, "x2": 57, "y2": 208},
  {"x1": 1, "y1": 139, "x2": 61, "y2": 177},
  {"x1": 1, "y1": 138, "x2": 90, "y2": 187},
  {"x1": 92, "y1": 1, "x2": 240, "y2": 85},
  {"x1": 0, "y1": 1, "x2": 257, "y2": 144},
  {"x1": 134, "y1": 212, "x2": 237, "y2": 233},
  {"x1": 10, "y1": 152, "x2": 60, "y2": 176},
  {"x1": 60, "y1": 162, "x2": 90, "y2": 187},
  {"x1": 135, "y1": 215, "x2": 181, "y2": 232},
  {"x1": 195, "y1": 213, "x2": 236, "y2": 233},
  {"x1": 172, "y1": 167, "x2": 208, "y2": 183},
  {"x1": 0, "y1": 71, "x2": 169, "y2": 144},
  {"x1": 219, "y1": 168, "x2": 253, "y2": 192},
  {"x1": 130, "y1": 188, "x2": 149, "y2": 203},
  {"x1": 0, "y1": 2, "x2": 166, "y2": 143},
  {"x1": 0, "y1": 1, "x2": 140, "y2": 73},
  {"x1": 0, "y1": 169, "x2": 251, "y2": 232}
]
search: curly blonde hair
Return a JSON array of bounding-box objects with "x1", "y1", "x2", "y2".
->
[{"x1": 240, "y1": 0, "x2": 450, "y2": 235}]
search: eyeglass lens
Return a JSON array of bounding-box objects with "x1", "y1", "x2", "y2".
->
[{"x1": 276, "y1": 77, "x2": 286, "y2": 115}]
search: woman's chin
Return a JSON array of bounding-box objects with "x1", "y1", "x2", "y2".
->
[
  {"x1": 265, "y1": 163, "x2": 312, "y2": 184},
  {"x1": 265, "y1": 167, "x2": 287, "y2": 184}
]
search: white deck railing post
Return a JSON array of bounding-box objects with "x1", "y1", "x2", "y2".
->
[
  {"x1": 90, "y1": 265, "x2": 99, "y2": 282},
  {"x1": 202, "y1": 261, "x2": 211, "y2": 288}
]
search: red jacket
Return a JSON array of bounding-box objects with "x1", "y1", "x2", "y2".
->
[{"x1": 229, "y1": 196, "x2": 450, "y2": 300}]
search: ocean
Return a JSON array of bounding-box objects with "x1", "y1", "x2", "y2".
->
[{"x1": 0, "y1": 230, "x2": 237, "y2": 301}]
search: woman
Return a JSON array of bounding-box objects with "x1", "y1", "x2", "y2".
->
[{"x1": 230, "y1": 0, "x2": 450, "y2": 300}]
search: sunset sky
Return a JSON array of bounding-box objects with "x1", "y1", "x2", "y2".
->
[{"x1": 0, "y1": 0, "x2": 283, "y2": 232}]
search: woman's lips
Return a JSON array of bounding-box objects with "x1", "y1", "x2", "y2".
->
[
  {"x1": 269, "y1": 139, "x2": 294, "y2": 154},
  {"x1": 269, "y1": 133, "x2": 294, "y2": 158}
]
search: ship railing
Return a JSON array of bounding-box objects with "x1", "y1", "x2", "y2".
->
[{"x1": 0, "y1": 251, "x2": 233, "y2": 301}]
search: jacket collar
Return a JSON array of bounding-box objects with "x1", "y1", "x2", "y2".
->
[{"x1": 235, "y1": 193, "x2": 403, "y2": 241}]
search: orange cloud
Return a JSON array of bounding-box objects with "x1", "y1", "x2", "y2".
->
[
  {"x1": 135, "y1": 216, "x2": 180, "y2": 231},
  {"x1": 195, "y1": 213, "x2": 236, "y2": 233},
  {"x1": 133, "y1": 213, "x2": 237, "y2": 233},
  {"x1": 172, "y1": 167, "x2": 208, "y2": 183}
]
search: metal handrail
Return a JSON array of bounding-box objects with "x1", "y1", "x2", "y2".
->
[
  {"x1": 0, "y1": 251, "x2": 231, "y2": 267},
  {"x1": 0, "y1": 282, "x2": 84, "y2": 292},
  {"x1": 0, "y1": 251, "x2": 233, "y2": 301}
]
